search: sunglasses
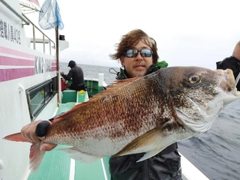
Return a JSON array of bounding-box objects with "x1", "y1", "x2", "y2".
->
[{"x1": 123, "y1": 48, "x2": 153, "y2": 58}]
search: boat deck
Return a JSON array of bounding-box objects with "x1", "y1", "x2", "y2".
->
[
  {"x1": 28, "y1": 90, "x2": 111, "y2": 180},
  {"x1": 26, "y1": 89, "x2": 209, "y2": 180}
]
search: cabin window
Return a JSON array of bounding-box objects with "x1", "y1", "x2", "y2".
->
[{"x1": 26, "y1": 77, "x2": 57, "y2": 120}]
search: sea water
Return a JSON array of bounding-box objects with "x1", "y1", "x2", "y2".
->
[
  {"x1": 60, "y1": 62, "x2": 117, "y2": 85},
  {"x1": 60, "y1": 62, "x2": 240, "y2": 180}
]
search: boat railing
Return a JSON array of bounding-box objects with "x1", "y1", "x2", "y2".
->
[
  {"x1": 0, "y1": 0, "x2": 56, "y2": 55},
  {"x1": 22, "y1": 14, "x2": 56, "y2": 55},
  {"x1": 0, "y1": 0, "x2": 29, "y2": 25}
]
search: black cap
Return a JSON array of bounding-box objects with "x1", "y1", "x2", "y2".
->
[{"x1": 68, "y1": 60, "x2": 76, "y2": 68}]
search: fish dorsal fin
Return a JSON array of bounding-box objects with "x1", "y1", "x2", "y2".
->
[
  {"x1": 96, "y1": 77, "x2": 141, "y2": 95},
  {"x1": 51, "y1": 103, "x2": 88, "y2": 125},
  {"x1": 51, "y1": 77, "x2": 141, "y2": 125}
]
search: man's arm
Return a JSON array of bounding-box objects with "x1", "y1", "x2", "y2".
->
[
  {"x1": 233, "y1": 41, "x2": 240, "y2": 60},
  {"x1": 61, "y1": 70, "x2": 73, "y2": 81}
]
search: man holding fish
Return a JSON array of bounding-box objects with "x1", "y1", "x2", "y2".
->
[
  {"x1": 5, "y1": 30, "x2": 240, "y2": 180},
  {"x1": 108, "y1": 29, "x2": 182, "y2": 180},
  {"x1": 20, "y1": 29, "x2": 182, "y2": 179}
]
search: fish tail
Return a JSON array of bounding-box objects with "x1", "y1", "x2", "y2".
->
[
  {"x1": 4, "y1": 132, "x2": 45, "y2": 172},
  {"x1": 29, "y1": 143, "x2": 46, "y2": 172}
]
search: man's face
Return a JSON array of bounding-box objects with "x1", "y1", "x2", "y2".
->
[{"x1": 120, "y1": 40, "x2": 153, "y2": 78}]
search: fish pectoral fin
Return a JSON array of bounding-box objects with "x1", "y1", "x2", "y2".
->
[
  {"x1": 114, "y1": 127, "x2": 166, "y2": 157},
  {"x1": 136, "y1": 149, "x2": 162, "y2": 162},
  {"x1": 58, "y1": 147, "x2": 101, "y2": 163}
]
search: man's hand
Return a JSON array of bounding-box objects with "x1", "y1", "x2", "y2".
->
[{"x1": 21, "y1": 120, "x2": 57, "y2": 151}]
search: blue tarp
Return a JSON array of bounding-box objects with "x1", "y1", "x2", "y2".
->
[{"x1": 39, "y1": 0, "x2": 64, "y2": 30}]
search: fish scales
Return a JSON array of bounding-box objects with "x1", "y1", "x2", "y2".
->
[
  {"x1": 4, "y1": 66, "x2": 240, "y2": 172},
  {"x1": 47, "y1": 76, "x2": 169, "y2": 149},
  {"x1": 44, "y1": 67, "x2": 201, "y2": 152}
]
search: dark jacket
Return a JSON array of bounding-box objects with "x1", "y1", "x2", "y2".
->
[
  {"x1": 110, "y1": 65, "x2": 182, "y2": 180},
  {"x1": 216, "y1": 56, "x2": 240, "y2": 91},
  {"x1": 62, "y1": 61, "x2": 85, "y2": 91}
]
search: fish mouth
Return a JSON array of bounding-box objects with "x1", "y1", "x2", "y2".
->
[
  {"x1": 222, "y1": 69, "x2": 236, "y2": 90},
  {"x1": 217, "y1": 69, "x2": 240, "y2": 98}
]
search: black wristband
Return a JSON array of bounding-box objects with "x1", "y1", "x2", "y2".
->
[{"x1": 35, "y1": 121, "x2": 51, "y2": 137}]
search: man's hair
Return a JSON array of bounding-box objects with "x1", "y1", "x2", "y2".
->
[{"x1": 109, "y1": 29, "x2": 159, "y2": 64}]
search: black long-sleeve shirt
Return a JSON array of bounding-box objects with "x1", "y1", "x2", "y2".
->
[
  {"x1": 61, "y1": 65, "x2": 85, "y2": 91},
  {"x1": 110, "y1": 65, "x2": 182, "y2": 180}
]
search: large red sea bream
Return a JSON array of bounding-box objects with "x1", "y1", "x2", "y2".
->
[{"x1": 4, "y1": 66, "x2": 240, "y2": 172}]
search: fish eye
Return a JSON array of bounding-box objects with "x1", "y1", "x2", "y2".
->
[{"x1": 189, "y1": 75, "x2": 201, "y2": 84}]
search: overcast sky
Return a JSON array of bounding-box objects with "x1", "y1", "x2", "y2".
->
[{"x1": 40, "y1": 0, "x2": 240, "y2": 69}]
